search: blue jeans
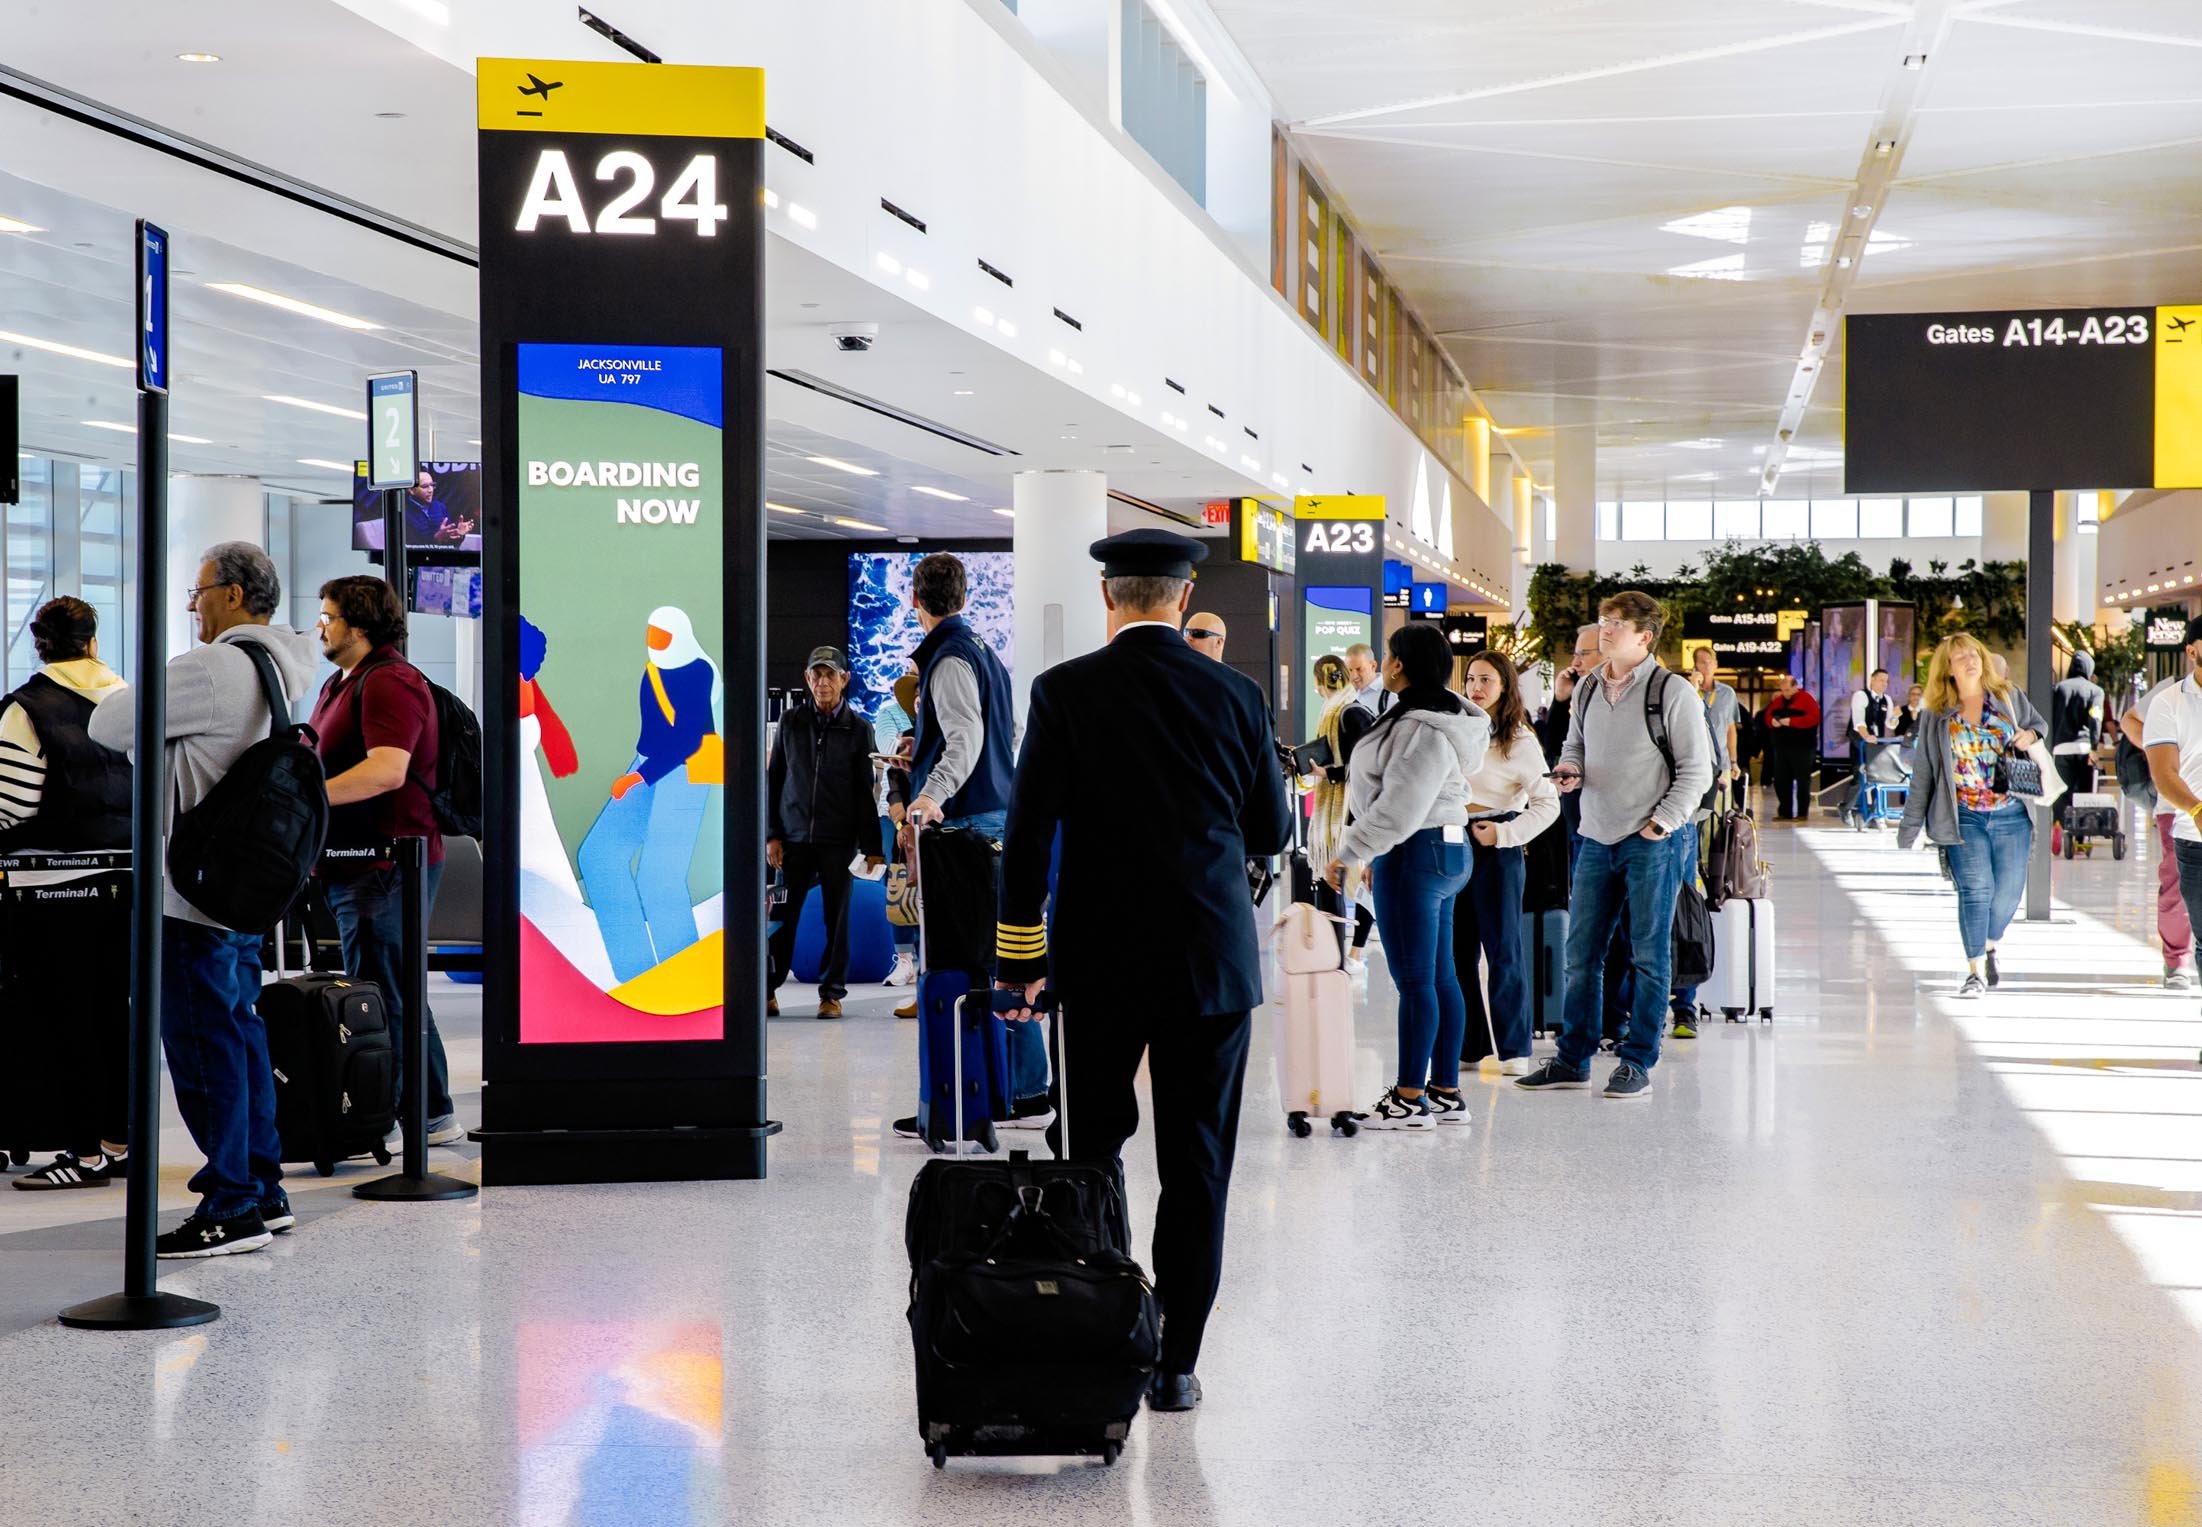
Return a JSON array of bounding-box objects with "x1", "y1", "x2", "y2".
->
[
  {"x1": 1460, "y1": 835, "x2": 1531, "y2": 1061},
  {"x1": 1558, "y1": 833, "x2": 1685, "y2": 1074},
  {"x1": 323, "y1": 861, "x2": 453, "y2": 1120},
  {"x1": 1370, "y1": 827, "x2": 1473, "y2": 1089},
  {"x1": 161, "y1": 917, "x2": 282, "y2": 1221},
  {"x1": 943, "y1": 809, "x2": 1047, "y2": 1103},
  {"x1": 1670, "y1": 824, "x2": 1702, "y2": 1013},
  {"x1": 1949, "y1": 801, "x2": 2032, "y2": 960},
  {"x1": 579, "y1": 771, "x2": 711, "y2": 984}
]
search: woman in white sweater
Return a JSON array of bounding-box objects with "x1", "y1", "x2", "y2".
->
[{"x1": 1455, "y1": 651, "x2": 1560, "y2": 1074}]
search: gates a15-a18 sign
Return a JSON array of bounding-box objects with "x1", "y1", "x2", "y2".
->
[{"x1": 1845, "y1": 305, "x2": 2202, "y2": 493}]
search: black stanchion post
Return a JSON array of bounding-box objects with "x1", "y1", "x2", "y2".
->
[
  {"x1": 61, "y1": 267, "x2": 219, "y2": 1328},
  {"x1": 355, "y1": 836, "x2": 475, "y2": 1202},
  {"x1": 381, "y1": 487, "x2": 408, "y2": 657}
]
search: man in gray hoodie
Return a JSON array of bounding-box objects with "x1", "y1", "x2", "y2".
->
[
  {"x1": 89, "y1": 541, "x2": 321, "y2": 1258},
  {"x1": 1517, "y1": 590, "x2": 1713, "y2": 1100}
]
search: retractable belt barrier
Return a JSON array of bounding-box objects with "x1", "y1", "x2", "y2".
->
[{"x1": 340, "y1": 838, "x2": 476, "y2": 1204}]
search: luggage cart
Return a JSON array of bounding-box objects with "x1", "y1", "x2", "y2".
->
[
  {"x1": 1848, "y1": 739, "x2": 1911, "y2": 830},
  {"x1": 2061, "y1": 791, "x2": 2125, "y2": 859}
]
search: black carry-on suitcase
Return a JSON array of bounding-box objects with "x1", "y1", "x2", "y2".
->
[
  {"x1": 906, "y1": 995, "x2": 1160, "y2": 1468},
  {"x1": 258, "y1": 972, "x2": 397, "y2": 1177}
]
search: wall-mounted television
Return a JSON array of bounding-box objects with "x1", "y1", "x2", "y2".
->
[
  {"x1": 409, "y1": 564, "x2": 483, "y2": 619},
  {"x1": 354, "y1": 459, "x2": 482, "y2": 558}
]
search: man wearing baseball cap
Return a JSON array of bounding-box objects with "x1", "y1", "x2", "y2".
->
[{"x1": 765, "y1": 644, "x2": 883, "y2": 1019}]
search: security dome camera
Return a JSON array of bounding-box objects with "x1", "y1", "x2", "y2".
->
[{"x1": 829, "y1": 323, "x2": 879, "y2": 353}]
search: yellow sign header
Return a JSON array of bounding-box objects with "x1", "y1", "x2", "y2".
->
[
  {"x1": 1293, "y1": 494, "x2": 1385, "y2": 521},
  {"x1": 478, "y1": 58, "x2": 764, "y2": 139},
  {"x1": 2157, "y1": 304, "x2": 2202, "y2": 489}
]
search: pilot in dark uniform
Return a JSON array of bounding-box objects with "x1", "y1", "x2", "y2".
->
[{"x1": 994, "y1": 528, "x2": 1293, "y2": 1414}]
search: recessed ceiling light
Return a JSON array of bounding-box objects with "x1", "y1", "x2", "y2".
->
[
  {"x1": 766, "y1": 502, "x2": 806, "y2": 514},
  {"x1": 1835, "y1": 254, "x2": 1855, "y2": 268},
  {"x1": 993, "y1": 508, "x2": 1015, "y2": 518},
  {"x1": 831, "y1": 516, "x2": 888, "y2": 532},
  {"x1": 297, "y1": 457, "x2": 354, "y2": 472},
  {"x1": 0, "y1": 217, "x2": 44, "y2": 235},
  {"x1": 787, "y1": 203, "x2": 818, "y2": 230},
  {"x1": 761, "y1": 188, "x2": 780, "y2": 208},
  {"x1": 1851, "y1": 204, "x2": 1872, "y2": 218},
  {"x1": 953, "y1": 389, "x2": 974, "y2": 396},
  {"x1": 911, "y1": 485, "x2": 968, "y2": 501},
  {"x1": 874, "y1": 251, "x2": 902, "y2": 277},
  {"x1": 0, "y1": 328, "x2": 132, "y2": 369},
  {"x1": 806, "y1": 454, "x2": 878, "y2": 477},
  {"x1": 177, "y1": 52, "x2": 221, "y2": 63},
  {"x1": 264, "y1": 393, "x2": 369, "y2": 421},
  {"x1": 395, "y1": 0, "x2": 451, "y2": 23},
  {"x1": 996, "y1": 319, "x2": 1017, "y2": 339},
  {"x1": 207, "y1": 282, "x2": 382, "y2": 330},
  {"x1": 1874, "y1": 139, "x2": 1895, "y2": 157},
  {"x1": 81, "y1": 420, "x2": 212, "y2": 443},
  {"x1": 1902, "y1": 53, "x2": 1927, "y2": 69}
]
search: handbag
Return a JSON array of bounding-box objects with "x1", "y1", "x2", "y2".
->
[
  {"x1": 1998, "y1": 747, "x2": 2045, "y2": 799},
  {"x1": 885, "y1": 863, "x2": 919, "y2": 927}
]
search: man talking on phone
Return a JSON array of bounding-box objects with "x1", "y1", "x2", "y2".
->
[
  {"x1": 1516, "y1": 591, "x2": 1711, "y2": 1101},
  {"x1": 765, "y1": 645, "x2": 882, "y2": 1019}
]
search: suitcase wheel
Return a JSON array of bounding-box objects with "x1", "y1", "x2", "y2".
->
[
  {"x1": 1723, "y1": 1008, "x2": 1742, "y2": 1023},
  {"x1": 1334, "y1": 1112, "x2": 1359, "y2": 1139},
  {"x1": 1101, "y1": 1442, "x2": 1122, "y2": 1467},
  {"x1": 1287, "y1": 1111, "x2": 1313, "y2": 1139},
  {"x1": 2115, "y1": 833, "x2": 2129, "y2": 861},
  {"x1": 373, "y1": 1145, "x2": 393, "y2": 1166},
  {"x1": 314, "y1": 1159, "x2": 335, "y2": 1178},
  {"x1": 8, "y1": 1149, "x2": 26, "y2": 1167},
  {"x1": 1760, "y1": 1008, "x2": 1774, "y2": 1024},
  {"x1": 929, "y1": 1444, "x2": 947, "y2": 1470}
]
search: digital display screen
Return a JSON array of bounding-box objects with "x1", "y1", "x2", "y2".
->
[
  {"x1": 1235, "y1": 498, "x2": 1296, "y2": 577},
  {"x1": 1845, "y1": 306, "x2": 2202, "y2": 492},
  {"x1": 515, "y1": 342, "x2": 726, "y2": 1044},
  {"x1": 354, "y1": 460, "x2": 483, "y2": 555},
  {"x1": 366, "y1": 371, "x2": 418, "y2": 490},
  {"x1": 409, "y1": 564, "x2": 483, "y2": 620}
]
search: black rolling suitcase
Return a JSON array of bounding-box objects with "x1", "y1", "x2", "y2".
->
[
  {"x1": 906, "y1": 996, "x2": 1160, "y2": 1469},
  {"x1": 258, "y1": 973, "x2": 397, "y2": 1177}
]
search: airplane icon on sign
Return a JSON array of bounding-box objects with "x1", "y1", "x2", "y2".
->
[
  {"x1": 2169, "y1": 315, "x2": 2195, "y2": 336},
  {"x1": 518, "y1": 73, "x2": 563, "y2": 100}
]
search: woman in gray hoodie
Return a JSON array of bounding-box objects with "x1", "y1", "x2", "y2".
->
[{"x1": 1325, "y1": 623, "x2": 1490, "y2": 1129}]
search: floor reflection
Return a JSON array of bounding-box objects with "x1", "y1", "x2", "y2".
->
[{"x1": 517, "y1": 1320, "x2": 723, "y2": 1527}]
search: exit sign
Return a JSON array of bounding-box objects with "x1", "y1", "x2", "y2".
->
[{"x1": 1203, "y1": 500, "x2": 1232, "y2": 526}]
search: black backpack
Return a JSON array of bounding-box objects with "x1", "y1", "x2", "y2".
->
[
  {"x1": 350, "y1": 659, "x2": 482, "y2": 840},
  {"x1": 2115, "y1": 729, "x2": 2156, "y2": 808},
  {"x1": 168, "y1": 641, "x2": 330, "y2": 934},
  {"x1": 1671, "y1": 877, "x2": 1715, "y2": 989}
]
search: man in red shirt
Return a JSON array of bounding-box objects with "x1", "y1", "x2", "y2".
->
[
  {"x1": 1762, "y1": 671, "x2": 1822, "y2": 822},
  {"x1": 310, "y1": 576, "x2": 458, "y2": 1144}
]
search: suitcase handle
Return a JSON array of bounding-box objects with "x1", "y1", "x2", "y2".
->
[{"x1": 1034, "y1": 990, "x2": 1070, "y2": 1161}]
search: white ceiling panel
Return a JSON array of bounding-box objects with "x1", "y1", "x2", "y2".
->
[{"x1": 1211, "y1": 0, "x2": 2202, "y2": 494}]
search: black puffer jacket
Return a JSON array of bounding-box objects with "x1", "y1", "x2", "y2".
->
[{"x1": 767, "y1": 700, "x2": 882, "y2": 853}]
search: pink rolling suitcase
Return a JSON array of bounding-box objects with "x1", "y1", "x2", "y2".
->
[{"x1": 1271, "y1": 902, "x2": 1360, "y2": 1138}]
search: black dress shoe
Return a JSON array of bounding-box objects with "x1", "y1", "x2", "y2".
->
[{"x1": 1149, "y1": 1371, "x2": 1202, "y2": 1412}]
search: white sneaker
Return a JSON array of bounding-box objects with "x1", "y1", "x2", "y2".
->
[
  {"x1": 1498, "y1": 1056, "x2": 1532, "y2": 1077},
  {"x1": 1344, "y1": 955, "x2": 1370, "y2": 986},
  {"x1": 1423, "y1": 1088, "x2": 1471, "y2": 1126},
  {"x1": 884, "y1": 952, "x2": 917, "y2": 988}
]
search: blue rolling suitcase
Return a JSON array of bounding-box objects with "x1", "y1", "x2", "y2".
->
[
  {"x1": 1521, "y1": 908, "x2": 1568, "y2": 1038},
  {"x1": 912, "y1": 827, "x2": 1008, "y2": 1153}
]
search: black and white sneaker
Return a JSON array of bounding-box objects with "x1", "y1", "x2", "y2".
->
[
  {"x1": 1984, "y1": 948, "x2": 2000, "y2": 988},
  {"x1": 1957, "y1": 973, "x2": 1987, "y2": 999},
  {"x1": 257, "y1": 1193, "x2": 296, "y2": 1233},
  {"x1": 155, "y1": 1209, "x2": 273, "y2": 1259},
  {"x1": 892, "y1": 1115, "x2": 925, "y2": 1140},
  {"x1": 11, "y1": 1151, "x2": 124, "y2": 1190},
  {"x1": 1360, "y1": 1087, "x2": 1433, "y2": 1130},
  {"x1": 1000, "y1": 1095, "x2": 1056, "y2": 1131},
  {"x1": 1602, "y1": 1062, "x2": 1653, "y2": 1100},
  {"x1": 1422, "y1": 1088, "x2": 1471, "y2": 1126}
]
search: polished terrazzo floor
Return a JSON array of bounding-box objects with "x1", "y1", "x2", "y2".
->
[{"x1": 3, "y1": 802, "x2": 2201, "y2": 1526}]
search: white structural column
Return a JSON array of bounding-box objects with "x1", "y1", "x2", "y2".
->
[
  {"x1": 1552, "y1": 401, "x2": 1597, "y2": 573},
  {"x1": 2052, "y1": 491, "x2": 2081, "y2": 624},
  {"x1": 166, "y1": 475, "x2": 265, "y2": 661},
  {"x1": 1011, "y1": 469, "x2": 1109, "y2": 728}
]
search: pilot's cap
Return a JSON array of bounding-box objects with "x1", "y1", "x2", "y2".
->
[{"x1": 1088, "y1": 527, "x2": 1208, "y2": 581}]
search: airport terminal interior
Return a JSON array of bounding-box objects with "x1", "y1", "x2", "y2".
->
[{"x1": 4, "y1": 2, "x2": 2202, "y2": 1523}]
